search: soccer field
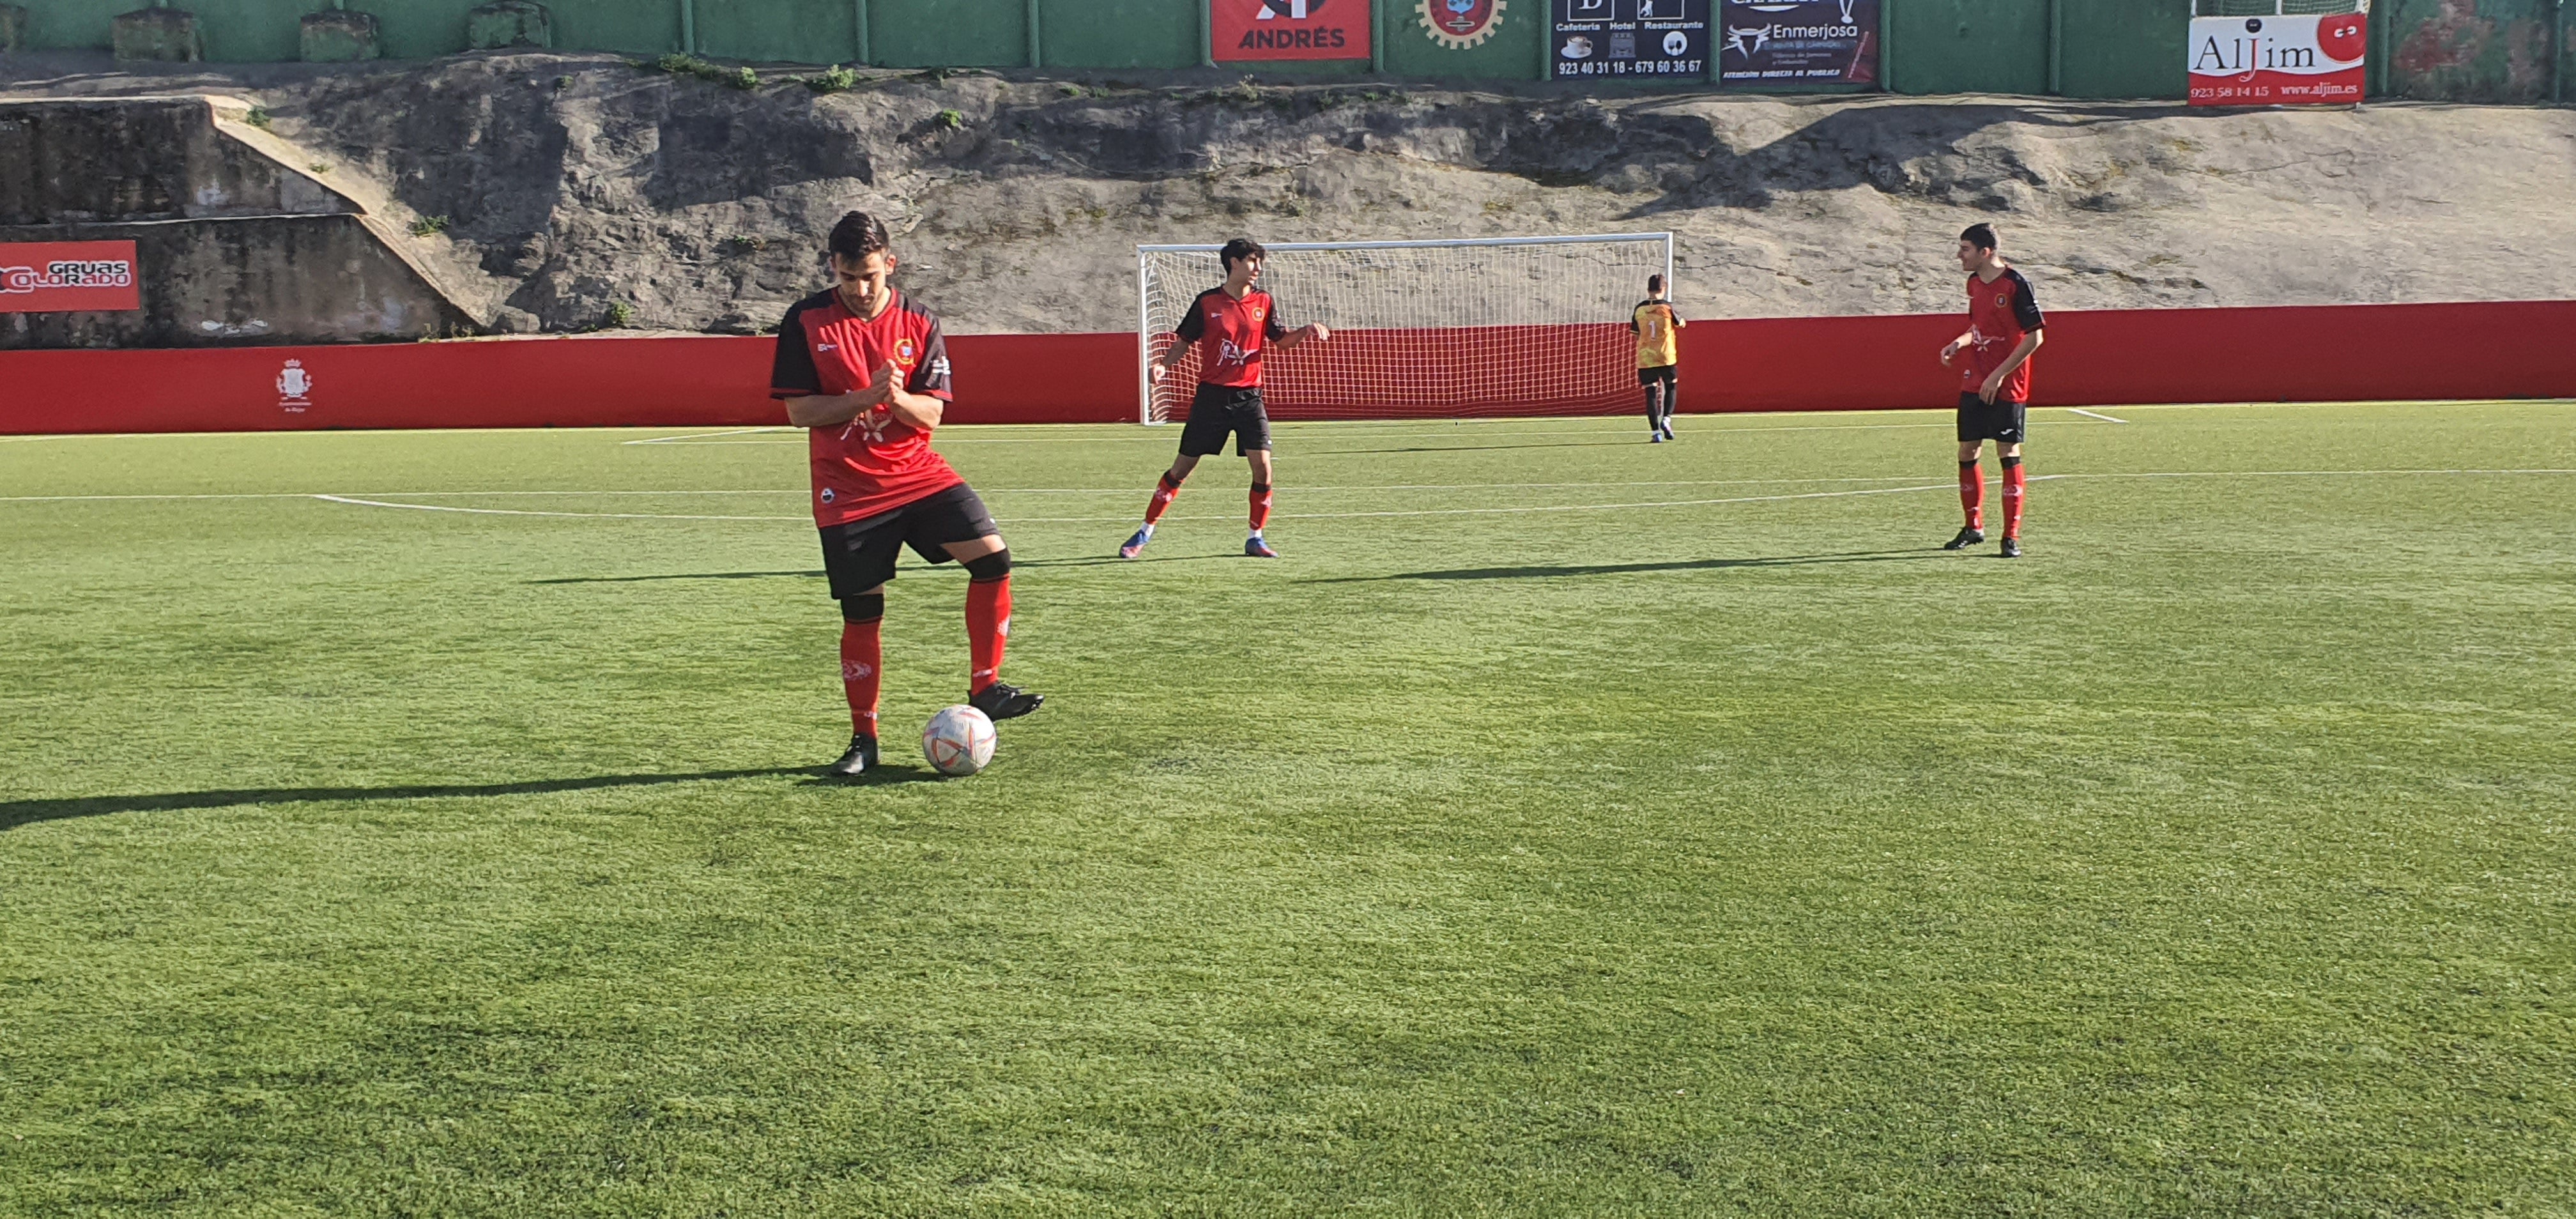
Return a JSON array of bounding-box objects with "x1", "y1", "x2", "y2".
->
[{"x1": 4, "y1": 402, "x2": 2573, "y2": 1215}]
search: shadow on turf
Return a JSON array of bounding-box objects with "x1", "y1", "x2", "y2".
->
[
  {"x1": 1015, "y1": 554, "x2": 1234, "y2": 569},
  {"x1": 530, "y1": 571, "x2": 825, "y2": 584},
  {"x1": 0, "y1": 766, "x2": 860, "y2": 831},
  {"x1": 1305, "y1": 549, "x2": 1944, "y2": 582},
  {"x1": 531, "y1": 555, "x2": 1229, "y2": 581},
  {"x1": 1307, "y1": 440, "x2": 1641, "y2": 455}
]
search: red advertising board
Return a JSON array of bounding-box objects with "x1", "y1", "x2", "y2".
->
[
  {"x1": 1211, "y1": 0, "x2": 1372, "y2": 61},
  {"x1": 2188, "y1": 11, "x2": 2366, "y2": 106},
  {"x1": 0, "y1": 241, "x2": 143, "y2": 313}
]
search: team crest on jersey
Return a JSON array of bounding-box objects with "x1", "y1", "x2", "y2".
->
[
  {"x1": 896, "y1": 338, "x2": 918, "y2": 366},
  {"x1": 1420, "y1": 0, "x2": 1503, "y2": 49}
]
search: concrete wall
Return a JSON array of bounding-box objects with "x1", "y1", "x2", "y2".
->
[
  {"x1": 1, "y1": 97, "x2": 356, "y2": 224},
  {"x1": 1, "y1": 214, "x2": 477, "y2": 348},
  {"x1": 2, "y1": 97, "x2": 479, "y2": 348},
  {"x1": 0, "y1": 1, "x2": 2566, "y2": 98}
]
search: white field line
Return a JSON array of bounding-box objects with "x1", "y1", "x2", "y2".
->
[
  {"x1": 298, "y1": 468, "x2": 2576, "y2": 524},
  {"x1": 0, "y1": 476, "x2": 1979, "y2": 503},
  {"x1": 309, "y1": 494, "x2": 805, "y2": 522},
  {"x1": 627, "y1": 421, "x2": 1965, "y2": 445},
  {"x1": 8, "y1": 468, "x2": 2573, "y2": 510},
  {"x1": 621, "y1": 427, "x2": 795, "y2": 445},
  {"x1": 2068, "y1": 408, "x2": 2129, "y2": 424},
  {"x1": 9, "y1": 397, "x2": 2561, "y2": 446}
]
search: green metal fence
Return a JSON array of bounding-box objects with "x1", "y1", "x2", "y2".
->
[{"x1": 4, "y1": 0, "x2": 2567, "y2": 100}]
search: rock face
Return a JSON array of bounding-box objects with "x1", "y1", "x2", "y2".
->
[{"x1": 6, "y1": 51, "x2": 2575, "y2": 341}]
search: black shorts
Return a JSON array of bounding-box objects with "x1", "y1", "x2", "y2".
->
[
  {"x1": 1639, "y1": 365, "x2": 1678, "y2": 388},
  {"x1": 1957, "y1": 394, "x2": 2028, "y2": 444},
  {"x1": 817, "y1": 482, "x2": 999, "y2": 597},
  {"x1": 1178, "y1": 383, "x2": 1271, "y2": 457}
]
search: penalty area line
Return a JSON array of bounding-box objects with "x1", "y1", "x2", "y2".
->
[{"x1": 2067, "y1": 409, "x2": 2129, "y2": 424}]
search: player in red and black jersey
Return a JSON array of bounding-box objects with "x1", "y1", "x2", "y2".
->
[
  {"x1": 771, "y1": 211, "x2": 1041, "y2": 777},
  {"x1": 1938, "y1": 223, "x2": 2046, "y2": 558},
  {"x1": 1119, "y1": 237, "x2": 1329, "y2": 560}
]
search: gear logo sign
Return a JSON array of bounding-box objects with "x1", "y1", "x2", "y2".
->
[{"x1": 1419, "y1": 0, "x2": 1505, "y2": 49}]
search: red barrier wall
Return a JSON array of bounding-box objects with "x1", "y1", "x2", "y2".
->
[
  {"x1": 0, "y1": 332, "x2": 1140, "y2": 434},
  {"x1": 3, "y1": 300, "x2": 2568, "y2": 435},
  {"x1": 1678, "y1": 299, "x2": 2576, "y2": 412}
]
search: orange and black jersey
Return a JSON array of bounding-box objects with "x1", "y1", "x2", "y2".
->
[{"x1": 1174, "y1": 287, "x2": 1291, "y2": 389}]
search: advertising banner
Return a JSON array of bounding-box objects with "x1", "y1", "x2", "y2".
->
[
  {"x1": 0, "y1": 241, "x2": 141, "y2": 313},
  {"x1": 2188, "y1": 11, "x2": 2366, "y2": 105},
  {"x1": 1718, "y1": 0, "x2": 1877, "y2": 86},
  {"x1": 1554, "y1": 0, "x2": 1709, "y2": 79},
  {"x1": 1212, "y1": 0, "x2": 1372, "y2": 61}
]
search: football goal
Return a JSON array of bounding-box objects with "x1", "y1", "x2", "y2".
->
[{"x1": 1136, "y1": 233, "x2": 1676, "y2": 424}]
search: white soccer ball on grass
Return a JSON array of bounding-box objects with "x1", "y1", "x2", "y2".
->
[{"x1": 922, "y1": 705, "x2": 997, "y2": 776}]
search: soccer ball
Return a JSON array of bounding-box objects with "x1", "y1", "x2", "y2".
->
[{"x1": 922, "y1": 705, "x2": 997, "y2": 776}]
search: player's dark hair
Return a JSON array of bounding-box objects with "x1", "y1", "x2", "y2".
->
[
  {"x1": 1646, "y1": 273, "x2": 1664, "y2": 294},
  {"x1": 1219, "y1": 238, "x2": 1266, "y2": 273},
  {"x1": 1961, "y1": 223, "x2": 2000, "y2": 252},
  {"x1": 829, "y1": 211, "x2": 891, "y2": 263}
]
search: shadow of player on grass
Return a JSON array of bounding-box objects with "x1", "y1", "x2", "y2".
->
[
  {"x1": 1305, "y1": 549, "x2": 1944, "y2": 583},
  {"x1": 0, "y1": 765, "x2": 944, "y2": 832}
]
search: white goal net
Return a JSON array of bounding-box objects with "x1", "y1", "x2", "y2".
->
[{"x1": 1137, "y1": 233, "x2": 1676, "y2": 423}]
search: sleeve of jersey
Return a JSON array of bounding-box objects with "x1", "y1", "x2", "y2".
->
[
  {"x1": 769, "y1": 303, "x2": 822, "y2": 399},
  {"x1": 910, "y1": 319, "x2": 956, "y2": 401},
  {"x1": 1264, "y1": 298, "x2": 1289, "y2": 342},
  {"x1": 2012, "y1": 275, "x2": 2046, "y2": 330},
  {"x1": 1172, "y1": 296, "x2": 1206, "y2": 342}
]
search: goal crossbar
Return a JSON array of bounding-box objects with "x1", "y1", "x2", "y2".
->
[{"x1": 1137, "y1": 233, "x2": 1675, "y2": 254}]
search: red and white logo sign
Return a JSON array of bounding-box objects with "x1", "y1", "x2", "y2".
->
[
  {"x1": 2189, "y1": 13, "x2": 2365, "y2": 107},
  {"x1": 0, "y1": 241, "x2": 142, "y2": 313},
  {"x1": 1213, "y1": 0, "x2": 1371, "y2": 61}
]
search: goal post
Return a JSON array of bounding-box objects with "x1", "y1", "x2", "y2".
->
[{"x1": 1136, "y1": 233, "x2": 1676, "y2": 424}]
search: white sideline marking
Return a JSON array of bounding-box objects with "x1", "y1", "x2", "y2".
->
[
  {"x1": 621, "y1": 427, "x2": 795, "y2": 445},
  {"x1": 2068, "y1": 409, "x2": 2129, "y2": 424},
  {"x1": 0, "y1": 477, "x2": 1945, "y2": 503},
  {"x1": 309, "y1": 495, "x2": 803, "y2": 522},
  {"x1": 10, "y1": 461, "x2": 2565, "y2": 507},
  {"x1": 8, "y1": 469, "x2": 2573, "y2": 511},
  {"x1": 626, "y1": 420, "x2": 1964, "y2": 445}
]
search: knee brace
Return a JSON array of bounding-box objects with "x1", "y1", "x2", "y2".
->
[
  {"x1": 963, "y1": 548, "x2": 1012, "y2": 583},
  {"x1": 840, "y1": 592, "x2": 885, "y2": 624}
]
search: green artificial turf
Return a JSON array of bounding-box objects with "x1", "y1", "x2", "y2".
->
[{"x1": 2, "y1": 402, "x2": 2572, "y2": 1215}]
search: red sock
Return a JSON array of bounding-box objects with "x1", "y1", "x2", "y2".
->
[
  {"x1": 1143, "y1": 472, "x2": 1183, "y2": 525},
  {"x1": 2001, "y1": 459, "x2": 2027, "y2": 539},
  {"x1": 839, "y1": 617, "x2": 882, "y2": 736},
  {"x1": 965, "y1": 574, "x2": 1010, "y2": 694},
  {"x1": 1249, "y1": 481, "x2": 1273, "y2": 532},
  {"x1": 1959, "y1": 460, "x2": 1984, "y2": 530}
]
